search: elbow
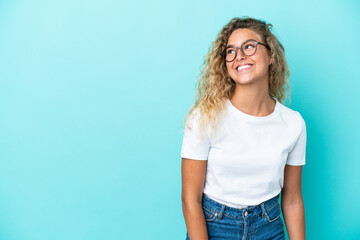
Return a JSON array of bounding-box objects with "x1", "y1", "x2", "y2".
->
[
  {"x1": 181, "y1": 193, "x2": 203, "y2": 209},
  {"x1": 281, "y1": 192, "x2": 304, "y2": 206}
]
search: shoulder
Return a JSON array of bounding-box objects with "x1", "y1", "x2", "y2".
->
[
  {"x1": 185, "y1": 108, "x2": 201, "y2": 128},
  {"x1": 277, "y1": 101, "x2": 306, "y2": 132}
]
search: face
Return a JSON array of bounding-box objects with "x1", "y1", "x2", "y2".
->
[{"x1": 225, "y1": 28, "x2": 272, "y2": 86}]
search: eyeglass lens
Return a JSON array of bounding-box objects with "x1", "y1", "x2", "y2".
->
[{"x1": 225, "y1": 41, "x2": 257, "y2": 62}]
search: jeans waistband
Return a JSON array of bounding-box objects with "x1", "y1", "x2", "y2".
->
[{"x1": 202, "y1": 194, "x2": 280, "y2": 221}]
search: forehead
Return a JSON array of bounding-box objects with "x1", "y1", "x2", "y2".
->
[{"x1": 227, "y1": 28, "x2": 262, "y2": 45}]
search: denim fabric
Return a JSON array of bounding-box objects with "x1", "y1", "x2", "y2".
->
[{"x1": 185, "y1": 194, "x2": 285, "y2": 240}]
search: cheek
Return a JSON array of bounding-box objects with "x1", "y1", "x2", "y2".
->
[
  {"x1": 250, "y1": 56, "x2": 266, "y2": 70},
  {"x1": 257, "y1": 53, "x2": 271, "y2": 65},
  {"x1": 226, "y1": 64, "x2": 233, "y2": 75}
]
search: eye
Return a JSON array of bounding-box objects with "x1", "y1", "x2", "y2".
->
[
  {"x1": 226, "y1": 48, "x2": 235, "y2": 54},
  {"x1": 243, "y1": 43, "x2": 256, "y2": 49}
]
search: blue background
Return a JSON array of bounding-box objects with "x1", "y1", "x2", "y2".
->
[{"x1": 0, "y1": 0, "x2": 359, "y2": 239}]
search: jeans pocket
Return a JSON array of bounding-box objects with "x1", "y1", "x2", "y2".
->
[
  {"x1": 203, "y1": 207, "x2": 218, "y2": 222},
  {"x1": 264, "y1": 201, "x2": 281, "y2": 223}
]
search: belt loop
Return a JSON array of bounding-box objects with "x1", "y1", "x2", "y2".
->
[
  {"x1": 218, "y1": 204, "x2": 226, "y2": 220},
  {"x1": 260, "y1": 201, "x2": 266, "y2": 216}
]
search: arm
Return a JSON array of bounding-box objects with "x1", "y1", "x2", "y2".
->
[
  {"x1": 181, "y1": 158, "x2": 208, "y2": 240},
  {"x1": 281, "y1": 164, "x2": 306, "y2": 240}
]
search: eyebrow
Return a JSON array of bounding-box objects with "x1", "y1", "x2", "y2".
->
[{"x1": 226, "y1": 39, "x2": 258, "y2": 48}]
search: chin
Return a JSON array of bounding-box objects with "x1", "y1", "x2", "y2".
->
[{"x1": 232, "y1": 78, "x2": 256, "y2": 85}]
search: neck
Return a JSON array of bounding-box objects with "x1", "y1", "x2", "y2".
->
[{"x1": 230, "y1": 81, "x2": 275, "y2": 117}]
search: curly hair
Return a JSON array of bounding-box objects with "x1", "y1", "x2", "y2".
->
[{"x1": 183, "y1": 17, "x2": 291, "y2": 138}]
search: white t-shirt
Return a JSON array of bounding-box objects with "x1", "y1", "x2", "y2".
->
[{"x1": 180, "y1": 98, "x2": 307, "y2": 208}]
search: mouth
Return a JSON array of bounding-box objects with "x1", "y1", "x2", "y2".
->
[{"x1": 236, "y1": 64, "x2": 253, "y2": 72}]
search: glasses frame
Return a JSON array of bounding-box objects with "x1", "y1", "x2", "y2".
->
[{"x1": 220, "y1": 39, "x2": 271, "y2": 62}]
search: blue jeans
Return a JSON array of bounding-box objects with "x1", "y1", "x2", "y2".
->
[{"x1": 186, "y1": 193, "x2": 285, "y2": 240}]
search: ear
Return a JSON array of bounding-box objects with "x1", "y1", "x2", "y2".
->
[{"x1": 269, "y1": 58, "x2": 273, "y2": 65}]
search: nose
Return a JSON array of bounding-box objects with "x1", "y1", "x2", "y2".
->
[{"x1": 235, "y1": 48, "x2": 246, "y2": 61}]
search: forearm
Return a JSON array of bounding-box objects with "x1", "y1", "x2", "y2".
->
[
  {"x1": 182, "y1": 200, "x2": 208, "y2": 240},
  {"x1": 281, "y1": 200, "x2": 306, "y2": 240}
]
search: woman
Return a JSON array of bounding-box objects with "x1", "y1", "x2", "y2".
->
[{"x1": 181, "y1": 17, "x2": 307, "y2": 240}]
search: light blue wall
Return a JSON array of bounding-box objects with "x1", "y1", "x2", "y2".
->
[{"x1": 0, "y1": 0, "x2": 359, "y2": 239}]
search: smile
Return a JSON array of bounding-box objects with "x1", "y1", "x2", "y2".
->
[{"x1": 236, "y1": 64, "x2": 253, "y2": 72}]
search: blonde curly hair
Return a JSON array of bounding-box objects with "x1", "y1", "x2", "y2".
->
[{"x1": 183, "y1": 17, "x2": 291, "y2": 137}]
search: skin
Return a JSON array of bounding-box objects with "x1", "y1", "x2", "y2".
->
[
  {"x1": 181, "y1": 159, "x2": 208, "y2": 240},
  {"x1": 226, "y1": 28, "x2": 275, "y2": 117},
  {"x1": 282, "y1": 165, "x2": 306, "y2": 240},
  {"x1": 182, "y1": 28, "x2": 305, "y2": 240}
]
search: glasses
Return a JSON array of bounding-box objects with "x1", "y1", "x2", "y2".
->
[{"x1": 220, "y1": 39, "x2": 271, "y2": 62}]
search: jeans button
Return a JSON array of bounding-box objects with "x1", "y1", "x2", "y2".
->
[{"x1": 244, "y1": 211, "x2": 248, "y2": 216}]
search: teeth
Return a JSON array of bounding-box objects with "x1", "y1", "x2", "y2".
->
[{"x1": 237, "y1": 64, "x2": 252, "y2": 71}]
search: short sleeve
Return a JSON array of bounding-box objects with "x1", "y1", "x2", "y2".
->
[
  {"x1": 286, "y1": 112, "x2": 307, "y2": 166},
  {"x1": 180, "y1": 110, "x2": 211, "y2": 160}
]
